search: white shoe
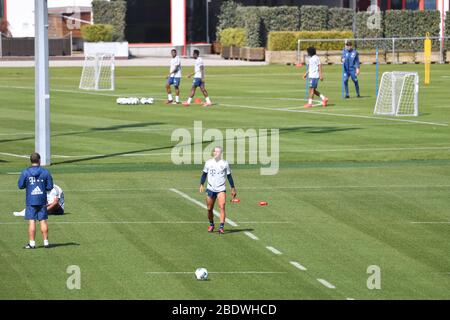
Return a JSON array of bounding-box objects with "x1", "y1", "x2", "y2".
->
[{"x1": 13, "y1": 210, "x2": 25, "y2": 217}]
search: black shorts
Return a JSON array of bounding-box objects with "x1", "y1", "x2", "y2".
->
[{"x1": 48, "y1": 204, "x2": 64, "y2": 215}]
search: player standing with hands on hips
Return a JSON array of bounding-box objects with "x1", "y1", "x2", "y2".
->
[
  {"x1": 342, "y1": 41, "x2": 361, "y2": 98},
  {"x1": 303, "y1": 47, "x2": 328, "y2": 108},
  {"x1": 200, "y1": 147, "x2": 236, "y2": 234},
  {"x1": 18, "y1": 153, "x2": 54, "y2": 249},
  {"x1": 166, "y1": 49, "x2": 182, "y2": 104}
]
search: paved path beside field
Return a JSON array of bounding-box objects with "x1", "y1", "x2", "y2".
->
[{"x1": 0, "y1": 54, "x2": 268, "y2": 68}]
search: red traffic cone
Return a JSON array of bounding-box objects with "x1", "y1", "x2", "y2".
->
[{"x1": 258, "y1": 201, "x2": 268, "y2": 206}]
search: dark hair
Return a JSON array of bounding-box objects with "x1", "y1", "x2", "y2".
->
[
  {"x1": 193, "y1": 49, "x2": 200, "y2": 56},
  {"x1": 171, "y1": 49, "x2": 177, "y2": 53},
  {"x1": 30, "y1": 152, "x2": 41, "y2": 164},
  {"x1": 346, "y1": 41, "x2": 352, "y2": 46},
  {"x1": 307, "y1": 47, "x2": 316, "y2": 57}
]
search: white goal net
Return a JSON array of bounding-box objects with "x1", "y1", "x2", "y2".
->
[
  {"x1": 374, "y1": 72, "x2": 419, "y2": 116},
  {"x1": 79, "y1": 53, "x2": 115, "y2": 91}
]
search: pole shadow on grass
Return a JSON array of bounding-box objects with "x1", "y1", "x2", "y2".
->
[
  {"x1": 0, "y1": 122, "x2": 166, "y2": 144},
  {"x1": 53, "y1": 126, "x2": 361, "y2": 165}
]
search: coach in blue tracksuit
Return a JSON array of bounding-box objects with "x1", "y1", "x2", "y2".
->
[
  {"x1": 18, "y1": 152, "x2": 54, "y2": 249},
  {"x1": 342, "y1": 41, "x2": 361, "y2": 98}
]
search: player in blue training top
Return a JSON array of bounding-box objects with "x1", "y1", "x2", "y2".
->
[
  {"x1": 18, "y1": 152, "x2": 54, "y2": 249},
  {"x1": 342, "y1": 41, "x2": 361, "y2": 98}
]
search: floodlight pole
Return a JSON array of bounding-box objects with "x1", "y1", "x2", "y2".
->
[{"x1": 35, "y1": 0, "x2": 51, "y2": 165}]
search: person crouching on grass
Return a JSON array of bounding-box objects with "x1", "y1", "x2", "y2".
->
[
  {"x1": 18, "y1": 152, "x2": 54, "y2": 249},
  {"x1": 303, "y1": 47, "x2": 328, "y2": 108},
  {"x1": 199, "y1": 147, "x2": 237, "y2": 234}
]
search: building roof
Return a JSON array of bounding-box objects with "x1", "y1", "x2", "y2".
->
[{"x1": 48, "y1": 7, "x2": 92, "y2": 14}]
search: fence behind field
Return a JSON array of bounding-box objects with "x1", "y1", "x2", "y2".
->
[{"x1": 297, "y1": 36, "x2": 450, "y2": 65}]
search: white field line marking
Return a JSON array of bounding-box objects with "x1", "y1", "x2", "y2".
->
[
  {"x1": 0, "y1": 220, "x2": 289, "y2": 226},
  {"x1": 169, "y1": 188, "x2": 238, "y2": 227},
  {"x1": 3, "y1": 145, "x2": 450, "y2": 160},
  {"x1": 290, "y1": 261, "x2": 307, "y2": 271},
  {"x1": 145, "y1": 271, "x2": 287, "y2": 275},
  {"x1": 266, "y1": 246, "x2": 282, "y2": 255},
  {"x1": 6, "y1": 172, "x2": 21, "y2": 175},
  {"x1": 2, "y1": 185, "x2": 450, "y2": 194},
  {"x1": 0, "y1": 221, "x2": 221, "y2": 225},
  {"x1": 410, "y1": 221, "x2": 450, "y2": 224},
  {"x1": 346, "y1": 298, "x2": 355, "y2": 300},
  {"x1": 317, "y1": 279, "x2": 336, "y2": 289},
  {"x1": 220, "y1": 103, "x2": 449, "y2": 127},
  {"x1": 244, "y1": 232, "x2": 259, "y2": 240}
]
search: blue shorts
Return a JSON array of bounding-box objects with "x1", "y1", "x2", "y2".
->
[
  {"x1": 25, "y1": 205, "x2": 48, "y2": 221},
  {"x1": 167, "y1": 77, "x2": 181, "y2": 87},
  {"x1": 206, "y1": 189, "x2": 225, "y2": 199},
  {"x1": 192, "y1": 78, "x2": 204, "y2": 88},
  {"x1": 309, "y1": 78, "x2": 319, "y2": 89}
]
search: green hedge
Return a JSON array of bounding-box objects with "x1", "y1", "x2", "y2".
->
[
  {"x1": 328, "y1": 8, "x2": 354, "y2": 31},
  {"x1": 384, "y1": 10, "x2": 440, "y2": 50},
  {"x1": 235, "y1": 6, "x2": 301, "y2": 47},
  {"x1": 216, "y1": 1, "x2": 241, "y2": 40},
  {"x1": 244, "y1": 13, "x2": 263, "y2": 48},
  {"x1": 301, "y1": 6, "x2": 328, "y2": 31},
  {"x1": 92, "y1": 0, "x2": 126, "y2": 42},
  {"x1": 354, "y1": 11, "x2": 384, "y2": 50},
  {"x1": 81, "y1": 24, "x2": 114, "y2": 42},
  {"x1": 446, "y1": 12, "x2": 450, "y2": 50},
  {"x1": 219, "y1": 28, "x2": 247, "y2": 47},
  {"x1": 268, "y1": 30, "x2": 354, "y2": 51}
]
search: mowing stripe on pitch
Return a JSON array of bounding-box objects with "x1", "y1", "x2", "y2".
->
[
  {"x1": 290, "y1": 261, "x2": 307, "y2": 271},
  {"x1": 145, "y1": 271, "x2": 286, "y2": 275},
  {"x1": 220, "y1": 103, "x2": 449, "y2": 127},
  {"x1": 266, "y1": 246, "x2": 282, "y2": 255},
  {"x1": 317, "y1": 279, "x2": 336, "y2": 289},
  {"x1": 410, "y1": 221, "x2": 450, "y2": 224},
  {"x1": 170, "y1": 188, "x2": 238, "y2": 227}
]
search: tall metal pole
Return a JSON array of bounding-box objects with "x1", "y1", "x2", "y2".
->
[
  {"x1": 206, "y1": 0, "x2": 210, "y2": 43},
  {"x1": 35, "y1": 0, "x2": 51, "y2": 165}
]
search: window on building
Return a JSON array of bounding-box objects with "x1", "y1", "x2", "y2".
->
[
  {"x1": 0, "y1": 0, "x2": 4, "y2": 19},
  {"x1": 424, "y1": 0, "x2": 436, "y2": 9},
  {"x1": 406, "y1": 0, "x2": 419, "y2": 9},
  {"x1": 125, "y1": 0, "x2": 171, "y2": 43},
  {"x1": 391, "y1": 0, "x2": 403, "y2": 9}
]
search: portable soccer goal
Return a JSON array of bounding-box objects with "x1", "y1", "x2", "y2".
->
[
  {"x1": 374, "y1": 72, "x2": 419, "y2": 117},
  {"x1": 79, "y1": 53, "x2": 115, "y2": 91}
]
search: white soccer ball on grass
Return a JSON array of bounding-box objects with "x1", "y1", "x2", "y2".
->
[{"x1": 194, "y1": 267, "x2": 208, "y2": 280}]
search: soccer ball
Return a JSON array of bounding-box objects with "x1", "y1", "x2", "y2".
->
[
  {"x1": 194, "y1": 267, "x2": 208, "y2": 280},
  {"x1": 140, "y1": 97, "x2": 154, "y2": 105}
]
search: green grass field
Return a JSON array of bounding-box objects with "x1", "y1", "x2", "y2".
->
[{"x1": 0, "y1": 62, "x2": 449, "y2": 300}]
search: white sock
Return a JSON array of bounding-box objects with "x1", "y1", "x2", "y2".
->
[
  {"x1": 320, "y1": 94, "x2": 326, "y2": 100},
  {"x1": 175, "y1": 96, "x2": 180, "y2": 103},
  {"x1": 187, "y1": 97, "x2": 192, "y2": 104},
  {"x1": 308, "y1": 99, "x2": 312, "y2": 104},
  {"x1": 168, "y1": 93, "x2": 173, "y2": 101},
  {"x1": 205, "y1": 97, "x2": 211, "y2": 103},
  {"x1": 29, "y1": 240, "x2": 36, "y2": 247},
  {"x1": 44, "y1": 239, "x2": 49, "y2": 246}
]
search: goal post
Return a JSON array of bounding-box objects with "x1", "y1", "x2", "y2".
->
[
  {"x1": 79, "y1": 53, "x2": 115, "y2": 91},
  {"x1": 374, "y1": 72, "x2": 419, "y2": 117}
]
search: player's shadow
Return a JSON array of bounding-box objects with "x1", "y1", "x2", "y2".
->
[
  {"x1": 225, "y1": 228, "x2": 254, "y2": 234},
  {"x1": 279, "y1": 126, "x2": 361, "y2": 134},
  {"x1": 44, "y1": 242, "x2": 80, "y2": 249}
]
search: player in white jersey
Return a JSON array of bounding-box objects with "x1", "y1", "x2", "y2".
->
[
  {"x1": 183, "y1": 50, "x2": 213, "y2": 107},
  {"x1": 13, "y1": 184, "x2": 65, "y2": 216},
  {"x1": 200, "y1": 147, "x2": 237, "y2": 234},
  {"x1": 303, "y1": 47, "x2": 328, "y2": 108},
  {"x1": 166, "y1": 49, "x2": 182, "y2": 104}
]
